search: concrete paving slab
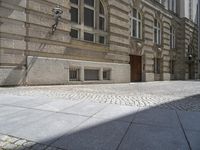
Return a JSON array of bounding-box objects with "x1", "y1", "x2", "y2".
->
[
  {"x1": 93, "y1": 104, "x2": 139, "y2": 122},
  {"x1": 12, "y1": 113, "x2": 88, "y2": 145},
  {"x1": 0, "y1": 106, "x2": 26, "y2": 118},
  {"x1": 185, "y1": 130, "x2": 200, "y2": 150},
  {"x1": 52, "y1": 117, "x2": 130, "y2": 150},
  {"x1": 177, "y1": 111, "x2": 200, "y2": 131},
  {"x1": 118, "y1": 124, "x2": 190, "y2": 150},
  {"x1": 61, "y1": 101, "x2": 107, "y2": 117},
  {"x1": 0, "y1": 109, "x2": 53, "y2": 134},
  {"x1": 35, "y1": 99, "x2": 82, "y2": 112},
  {"x1": 133, "y1": 108, "x2": 180, "y2": 128},
  {"x1": 10, "y1": 98, "x2": 52, "y2": 108},
  {"x1": 0, "y1": 95, "x2": 34, "y2": 105}
]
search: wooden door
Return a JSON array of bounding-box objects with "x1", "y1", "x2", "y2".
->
[{"x1": 130, "y1": 55, "x2": 142, "y2": 82}]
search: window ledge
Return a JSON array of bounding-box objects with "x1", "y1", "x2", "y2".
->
[
  {"x1": 71, "y1": 38, "x2": 109, "y2": 48},
  {"x1": 154, "y1": 43, "x2": 163, "y2": 48},
  {"x1": 131, "y1": 37, "x2": 144, "y2": 42}
]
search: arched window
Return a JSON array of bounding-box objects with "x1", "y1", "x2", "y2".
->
[
  {"x1": 131, "y1": 8, "x2": 142, "y2": 39},
  {"x1": 70, "y1": 0, "x2": 107, "y2": 44},
  {"x1": 153, "y1": 19, "x2": 161, "y2": 45},
  {"x1": 170, "y1": 26, "x2": 175, "y2": 49}
]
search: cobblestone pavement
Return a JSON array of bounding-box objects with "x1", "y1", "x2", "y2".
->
[
  {"x1": 0, "y1": 81, "x2": 200, "y2": 111},
  {"x1": 0, "y1": 134, "x2": 63, "y2": 150},
  {"x1": 0, "y1": 81, "x2": 200, "y2": 150}
]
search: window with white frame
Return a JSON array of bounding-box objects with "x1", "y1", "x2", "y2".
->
[
  {"x1": 99, "y1": 2, "x2": 105, "y2": 31},
  {"x1": 69, "y1": 68, "x2": 80, "y2": 81},
  {"x1": 70, "y1": 0, "x2": 107, "y2": 44},
  {"x1": 153, "y1": 19, "x2": 161, "y2": 45},
  {"x1": 170, "y1": 26, "x2": 175, "y2": 49},
  {"x1": 84, "y1": 32, "x2": 94, "y2": 42},
  {"x1": 70, "y1": 0, "x2": 79, "y2": 23},
  {"x1": 131, "y1": 8, "x2": 142, "y2": 39},
  {"x1": 70, "y1": 28, "x2": 79, "y2": 39},
  {"x1": 84, "y1": 0, "x2": 95, "y2": 27}
]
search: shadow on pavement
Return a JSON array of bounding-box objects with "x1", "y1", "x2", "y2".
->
[{"x1": 2, "y1": 93, "x2": 198, "y2": 150}]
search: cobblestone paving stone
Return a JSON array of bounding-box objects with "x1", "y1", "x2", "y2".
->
[
  {"x1": 0, "y1": 81, "x2": 200, "y2": 112},
  {"x1": 0, "y1": 81, "x2": 200, "y2": 149},
  {"x1": 0, "y1": 134, "x2": 63, "y2": 150}
]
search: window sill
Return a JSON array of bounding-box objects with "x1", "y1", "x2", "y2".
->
[
  {"x1": 71, "y1": 38, "x2": 109, "y2": 47},
  {"x1": 153, "y1": 43, "x2": 163, "y2": 49},
  {"x1": 170, "y1": 48, "x2": 177, "y2": 51},
  {"x1": 131, "y1": 37, "x2": 144, "y2": 42}
]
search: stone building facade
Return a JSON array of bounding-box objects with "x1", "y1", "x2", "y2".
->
[{"x1": 0, "y1": 0, "x2": 199, "y2": 86}]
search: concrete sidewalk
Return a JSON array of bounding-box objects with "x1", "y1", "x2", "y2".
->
[{"x1": 0, "y1": 94, "x2": 200, "y2": 150}]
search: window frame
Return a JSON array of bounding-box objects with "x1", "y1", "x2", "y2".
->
[
  {"x1": 99, "y1": 1, "x2": 106, "y2": 31},
  {"x1": 84, "y1": 0, "x2": 95, "y2": 28},
  {"x1": 69, "y1": 68, "x2": 80, "y2": 81},
  {"x1": 131, "y1": 8, "x2": 142, "y2": 39},
  {"x1": 153, "y1": 19, "x2": 161, "y2": 45},
  {"x1": 170, "y1": 26, "x2": 175, "y2": 49},
  {"x1": 103, "y1": 69, "x2": 111, "y2": 80},
  {"x1": 70, "y1": 0, "x2": 107, "y2": 44},
  {"x1": 70, "y1": 28, "x2": 80, "y2": 39},
  {"x1": 71, "y1": 0, "x2": 79, "y2": 24},
  {"x1": 84, "y1": 31, "x2": 95, "y2": 42}
]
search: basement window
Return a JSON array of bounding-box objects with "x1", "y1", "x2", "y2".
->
[
  {"x1": 103, "y1": 70, "x2": 111, "y2": 80},
  {"x1": 69, "y1": 68, "x2": 80, "y2": 81},
  {"x1": 84, "y1": 69, "x2": 99, "y2": 81}
]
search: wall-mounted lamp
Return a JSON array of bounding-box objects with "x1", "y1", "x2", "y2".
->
[
  {"x1": 188, "y1": 54, "x2": 193, "y2": 60},
  {"x1": 52, "y1": 5, "x2": 63, "y2": 34}
]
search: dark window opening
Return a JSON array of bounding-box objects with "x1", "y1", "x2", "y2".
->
[
  {"x1": 84, "y1": 69, "x2": 99, "y2": 81},
  {"x1": 99, "y1": 17, "x2": 105, "y2": 30},
  {"x1": 84, "y1": 0, "x2": 94, "y2": 7},
  {"x1": 99, "y1": 36, "x2": 105, "y2": 44},
  {"x1": 171, "y1": 60, "x2": 175, "y2": 74},
  {"x1": 69, "y1": 69, "x2": 80, "y2": 81},
  {"x1": 132, "y1": 20, "x2": 137, "y2": 37},
  {"x1": 103, "y1": 70, "x2": 111, "y2": 80},
  {"x1": 99, "y1": 1, "x2": 104, "y2": 15},
  {"x1": 70, "y1": 29, "x2": 79, "y2": 38},
  {"x1": 71, "y1": 7, "x2": 78, "y2": 23},
  {"x1": 84, "y1": 32, "x2": 94, "y2": 42},
  {"x1": 84, "y1": 8, "x2": 94, "y2": 27}
]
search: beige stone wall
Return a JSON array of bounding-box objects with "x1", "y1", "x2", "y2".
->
[
  {"x1": 0, "y1": 0, "x2": 199, "y2": 86},
  {"x1": 175, "y1": 18, "x2": 198, "y2": 80}
]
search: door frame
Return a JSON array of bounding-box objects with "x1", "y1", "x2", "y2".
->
[{"x1": 130, "y1": 55, "x2": 142, "y2": 82}]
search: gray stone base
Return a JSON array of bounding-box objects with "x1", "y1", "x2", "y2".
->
[
  {"x1": 163, "y1": 73, "x2": 171, "y2": 81},
  {"x1": 25, "y1": 56, "x2": 130, "y2": 85},
  {"x1": 144, "y1": 73, "x2": 155, "y2": 82}
]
